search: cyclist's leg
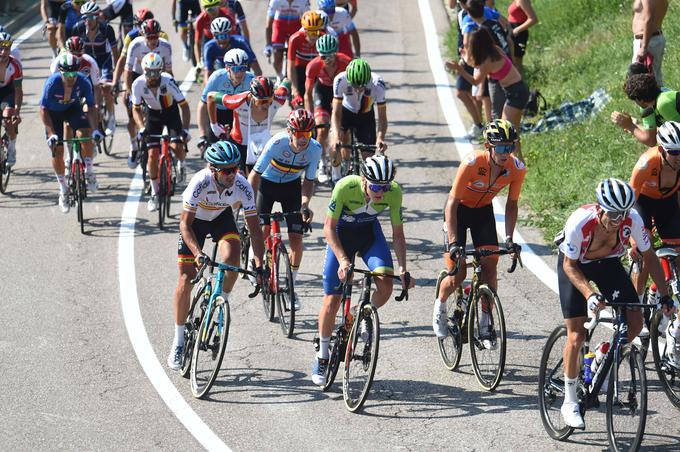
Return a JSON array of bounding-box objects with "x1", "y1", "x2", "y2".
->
[
  {"x1": 338, "y1": 106, "x2": 355, "y2": 162},
  {"x1": 630, "y1": 195, "x2": 657, "y2": 296},
  {"x1": 271, "y1": 19, "x2": 290, "y2": 79},
  {"x1": 438, "y1": 205, "x2": 471, "y2": 300},
  {"x1": 69, "y1": 107, "x2": 95, "y2": 176},
  {"x1": 210, "y1": 208, "x2": 241, "y2": 296},
  {"x1": 1, "y1": 87, "x2": 17, "y2": 164},
  {"x1": 355, "y1": 109, "x2": 377, "y2": 160},
  {"x1": 280, "y1": 180, "x2": 304, "y2": 284},
  {"x1": 255, "y1": 177, "x2": 276, "y2": 237},
  {"x1": 98, "y1": 56, "x2": 116, "y2": 130},
  {"x1": 47, "y1": 110, "x2": 68, "y2": 193},
  {"x1": 125, "y1": 72, "x2": 141, "y2": 155},
  {"x1": 46, "y1": 1, "x2": 60, "y2": 55},
  {"x1": 166, "y1": 104, "x2": 186, "y2": 162},
  {"x1": 469, "y1": 204, "x2": 500, "y2": 292},
  {"x1": 145, "y1": 111, "x2": 164, "y2": 197},
  {"x1": 362, "y1": 221, "x2": 394, "y2": 308}
]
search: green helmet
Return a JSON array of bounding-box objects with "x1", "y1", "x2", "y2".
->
[
  {"x1": 346, "y1": 59, "x2": 372, "y2": 86},
  {"x1": 315, "y1": 34, "x2": 338, "y2": 56}
]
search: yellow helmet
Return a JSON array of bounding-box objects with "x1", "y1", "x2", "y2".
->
[
  {"x1": 301, "y1": 10, "x2": 325, "y2": 31},
  {"x1": 201, "y1": 0, "x2": 221, "y2": 8}
]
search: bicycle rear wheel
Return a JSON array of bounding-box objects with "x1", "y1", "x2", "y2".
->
[
  {"x1": 262, "y1": 252, "x2": 275, "y2": 321},
  {"x1": 323, "y1": 329, "x2": 345, "y2": 391},
  {"x1": 650, "y1": 310, "x2": 680, "y2": 408},
  {"x1": 103, "y1": 110, "x2": 114, "y2": 156},
  {"x1": 74, "y1": 161, "x2": 85, "y2": 234},
  {"x1": 181, "y1": 279, "x2": 209, "y2": 378},
  {"x1": 343, "y1": 304, "x2": 380, "y2": 412},
  {"x1": 537, "y1": 325, "x2": 575, "y2": 441},
  {"x1": 158, "y1": 158, "x2": 168, "y2": 229},
  {"x1": 435, "y1": 270, "x2": 463, "y2": 371},
  {"x1": 468, "y1": 284, "x2": 506, "y2": 391},
  {"x1": 275, "y1": 243, "x2": 295, "y2": 338},
  {"x1": 606, "y1": 345, "x2": 647, "y2": 452},
  {"x1": 190, "y1": 296, "x2": 230, "y2": 399},
  {"x1": 0, "y1": 155, "x2": 9, "y2": 194}
]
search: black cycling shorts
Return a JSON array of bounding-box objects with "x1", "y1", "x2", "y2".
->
[
  {"x1": 503, "y1": 80, "x2": 530, "y2": 110},
  {"x1": 0, "y1": 84, "x2": 16, "y2": 110},
  {"x1": 256, "y1": 178, "x2": 304, "y2": 234},
  {"x1": 313, "y1": 81, "x2": 333, "y2": 119},
  {"x1": 293, "y1": 65, "x2": 306, "y2": 99},
  {"x1": 177, "y1": 0, "x2": 201, "y2": 27},
  {"x1": 635, "y1": 194, "x2": 680, "y2": 242},
  {"x1": 145, "y1": 104, "x2": 183, "y2": 147},
  {"x1": 454, "y1": 203, "x2": 498, "y2": 249},
  {"x1": 340, "y1": 106, "x2": 376, "y2": 146},
  {"x1": 46, "y1": 105, "x2": 90, "y2": 141},
  {"x1": 103, "y1": 1, "x2": 133, "y2": 23},
  {"x1": 48, "y1": 0, "x2": 63, "y2": 22},
  {"x1": 557, "y1": 253, "x2": 639, "y2": 319},
  {"x1": 510, "y1": 24, "x2": 529, "y2": 58},
  {"x1": 177, "y1": 207, "x2": 239, "y2": 264},
  {"x1": 228, "y1": 138, "x2": 248, "y2": 173}
]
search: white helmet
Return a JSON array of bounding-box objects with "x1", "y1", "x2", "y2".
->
[
  {"x1": 223, "y1": 48, "x2": 249, "y2": 67},
  {"x1": 657, "y1": 121, "x2": 680, "y2": 151},
  {"x1": 80, "y1": 1, "x2": 100, "y2": 15},
  {"x1": 141, "y1": 52, "x2": 164, "y2": 71},
  {"x1": 210, "y1": 17, "x2": 232, "y2": 35},
  {"x1": 596, "y1": 178, "x2": 635, "y2": 213},
  {"x1": 361, "y1": 155, "x2": 395, "y2": 184}
]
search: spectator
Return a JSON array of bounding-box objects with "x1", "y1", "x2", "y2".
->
[
  {"x1": 507, "y1": 0, "x2": 538, "y2": 76},
  {"x1": 632, "y1": 0, "x2": 667, "y2": 86}
]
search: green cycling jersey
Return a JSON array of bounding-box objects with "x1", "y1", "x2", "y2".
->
[
  {"x1": 640, "y1": 89, "x2": 680, "y2": 129},
  {"x1": 327, "y1": 175, "x2": 403, "y2": 228}
]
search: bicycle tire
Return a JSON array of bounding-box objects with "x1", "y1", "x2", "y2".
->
[
  {"x1": 239, "y1": 225, "x2": 250, "y2": 280},
  {"x1": 343, "y1": 304, "x2": 380, "y2": 412},
  {"x1": 323, "y1": 330, "x2": 344, "y2": 391},
  {"x1": 74, "y1": 160, "x2": 85, "y2": 234},
  {"x1": 0, "y1": 154, "x2": 9, "y2": 194},
  {"x1": 606, "y1": 345, "x2": 647, "y2": 452},
  {"x1": 537, "y1": 325, "x2": 575, "y2": 441},
  {"x1": 103, "y1": 110, "x2": 114, "y2": 156},
  {"x1": 436, "y1": 270, "x2": 463, "y2": 371},
  {"x1": 190, "y1": 296, "x2": 231, "y2": 399},
  {"x1": 189, "y1": 24, "x2": 197, "y2": 67},
  {"x1": 650, "y1": 310, "x2": 680, "y2": 409},
  {"x1": 181, "y1": 279, "x2": 209, "y2": 378},
  {"x1": 275, "y1": 243, "x2": 295, "y2": 338},
  {"x1": 263, "y1": 251, "x2": 275, "y2": 322},
  {"x1": 468, "y1": 284, "x2": 506, "y2": 391},
  {"x1": 158, "y1": 158, "x2": 168, "y2": 229}
]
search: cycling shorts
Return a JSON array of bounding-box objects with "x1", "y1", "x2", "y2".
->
[
  {"x1": 557, "y1": 252, "x2": 639, "y2": 319},
  {"x1": 453, "y1": 203, "x2": 498, "y2": 248},
  {"x1": 95, "y1": 55, "x2": 114, "y2": 82},
  {"x1": 293, "y1": 65, "x2": 306, "y2": 98},
  {"x1": 313, "y1": 81, "x2": 333, "y2": 122},
  {"x1": 455, "y1": 62, "x2": 475, "y2": 92},
  {"x1": 46, "y1": 105, "x2": 90, "y2": 140},
  {"x1": 635, "y1": 194, "x2": 680, "y2": 243},
  {"x1": 0, "y1": 84, "x2": 16, "y2": 111},
  {"x1": 322, "y1": 220, "x2": 394, "y2": 295},
  {"x1": 177, "y1": 0, "x2": 201, "y2": 27},
  {"x1": 145, "y1": 104, "x2": 183, "y2": 147},
  {"x1": 103, "y1": 1, "x2": 133, "y2": 24},
  {"x1": 272, "y1": 19, "x2": 300, "y2": 47},
  {"x1": 48, "y1": 1, "x2": 62, "y2": 23},
  {"x1": 256, "y1": 178, "x2": 304, "y2": 234},
  {"x1": 510, "y1": 24, "x2": 529, "y2": 58},
  {"x1": 177, "y1": 207, "x2": 239, "y2": 265},
  {"x1": 503, "y1": 80, "x2": 530, "y2": 110},
  {"x1": 228, "y1": 138, "x2": 248, "y2": 173},
  {"x1": 340, "y1": 106, "x2": 376, "y2": 146},
  {"x1": 208, "y1": 108, "x2": 233, "y2": 144}
]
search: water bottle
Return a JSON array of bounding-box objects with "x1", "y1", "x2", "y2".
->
[
  {"x1": 590, "y1": 342, "x2": 610, "y2": 375},
  {"x1": 463, "y1": 284, "x2": 471, "y2": 297},
  {"x1": 583, "y1": 352, "x2": 595, "y2": 384}
]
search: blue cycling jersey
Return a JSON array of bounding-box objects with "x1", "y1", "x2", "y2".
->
[
  {"x1": 200, "y1": 69, "x2": 253, "y2": 107},
  {"x1": 460, "y1": 7, "x2": 500, "y2": 34},
  {"x1": 202, "y1": 35, "x2": 257, "y2": 72},
  {"x1": 71, "y1": 20, "x2": 117, "y2": 61},
  {"x1": 254, "y1": 131, "x2": 322, "y2": 183},
  {"x1": 59, "y1": 2, "x2": 81, "y2": 37},
  {"x1": 40, "y1": 72, "x2": 95, "y2": 112}
]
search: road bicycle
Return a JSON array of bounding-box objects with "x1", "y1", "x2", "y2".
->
[
  {"x1": 538, "y1": 301, "x2": 653, "y2": 451},
  {"x1": 337, "y1": 131, "x2": 377, "y2": 181},
  {"x1": 182, "y1": 256, "x2": 259, "y2": 399},
  {"x1": 0, "y1": 120, "x2": 12, "y2": 194},
  {"x1": 57, "y1": 137, "x2": 93, "y2": 234},
  {"x1": 435, "y1": 247, "x2": 521, "y2": 391},
  {"x1": 317, "y1": 264, "x2": 409, "y2": 412},
  {"x1": 139, "y1": 133, "x2": 179, "y2": 230},
  {"x1": 96, "y1": 99, "x2": 115, "y2": 156}
]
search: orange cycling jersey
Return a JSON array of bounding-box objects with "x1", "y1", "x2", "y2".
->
[
  {"x1": 630, "y1": 147, "x2": 680, "y2": 200},
  {"x1": 451, "y1": 150, "x2": 526, "y2": 208}
]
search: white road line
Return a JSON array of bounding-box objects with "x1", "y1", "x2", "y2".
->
[
  {"x1": 118, "y1": 69, "x2": 231, "y2": 451},
  {"x1": 417, "y1": 0, "x2": 559, "y2": 294},
  {"x1": 11, "y1": 21, "x2": 43, "y2": 50}
]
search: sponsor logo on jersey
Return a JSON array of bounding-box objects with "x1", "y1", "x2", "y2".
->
[
  {"x1": 328, "y1": 200, "x2": 336, "y2": 212},
  {"x1": 283, "y1": 150, "x2": 291, "y2": 158},
  {"x1": 622, "y1": 225, "x2": 632, "y2": 239},
  {"x1": 473, "y1": 180, "x2": 485, "y2": 188},
  {"x1": 235, "y1": 179, "x2": 253, "y2": 200},
  {"x1": 466, "y1": 155, "x2": 477, "y2": 166},
  {"x1": 566, "y1": 242, "x2": 576, "y2": 254},
  {"x1": 638, "y1": 156, "x2": 649, "y2": 169},
  {"x1": 193, "y1": 179, "x2": 210, "y2": 198},
  {"x1": 341, "y1": 214, "x2": 356, "y2": 222},
  {"x1": 477, "y1": 167, "x2": 486, "y2": 176}
]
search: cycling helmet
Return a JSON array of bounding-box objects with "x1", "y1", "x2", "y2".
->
[
  {"x1": 141, "y1": 52, "x2": 164, "y2": 71},
  {"x1": 0, "y1": 25, "x2": 6, "y2": 34},
  {"x1": 345, "y1": 58, "x2": 371, "y2": 86},
  {"x1": 0, "y1": 32, "x2": 13, "y2": 45},
  {"x1": 134, "y1": 8, "x2": 154, "y2": 25},
  {"x1": 210, "y1": 17, "x2": 232, "y2": 35},
  {"x1": 66, "y1": 36, "x2": 85, "y2": 55},
  {"x1": 205, "y1": 141, "x2": 241, "y2": 166},
  {"x1": 141, "y1": 19, "x2": 161, "y2": 37},
  {"x1": 301, "y1": 10, "x2": 325, "y2": 31},
  {"x1": 316, "y1": 34, "x2": 338, "y2": 55},
  {"x1": 201, "y1": 0, "x2": 221, "y2": 8},
  {"x1": 80, "y1": 1, "x2": 100, "y2": 15},
  {"x1": 250, "y1": 76, "x2": 274, "y2": 99},
  {"x1": 318, "y1": 0, "x2": 336, "y2": 13},
  {"x1": 361, "y1": 155, "x2": 395, "y2": 184},
  {"x1": 657, "y1": 121, "x2": 680, "y2": 151},
  {"x1": 223, "y1": 48, "x2": 249, "y2": 67},
  {"x1": 318, "y1": 10, "x2": 330, "y2": 28},
  {"x1": 483, "y1": 119, "x2": 518, "y2": 143},
  {"x1": 596, "y1": 178, "x2": 635, "y2": 213},
  {"x1": 287, "y1": 109, "x2": 315, "y2": 132},
  {"x1": 57, "y1": 52, "x2": 81, "y2": 72}
]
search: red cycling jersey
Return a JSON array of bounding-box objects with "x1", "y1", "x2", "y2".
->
[
  {"x1": 305, "y1": 52, "x2": 351, "y2": 89},
  {"x1": 195, "y1": 8, "x2": 237, "y2": 40},
  {"x1": 287, "y1": 28, "x2": 326, "y2": 67}
]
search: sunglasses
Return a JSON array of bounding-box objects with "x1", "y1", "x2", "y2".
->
[
  {"x1": 215, "y1": 33, "x2": 230, "y2": 41},
  {"x1": 85, "y1": 15, "x2": 98, "y2": 21},
  {"x1": 254, "y1": 98, "x2": 273, "y2": 106},
  {"x1": 211, "y1": 166, "x2": 238, "y2": 175},
  {"x1": 228, "y1": 65, "x2": 248, "y2": 72},
  {"x1": 306, "y1": 30, "x2": 323, "y2": 37},
  {"x1": 661, "y1": 145, "x2": 680, "y2": 156},
  {"x1": 492, "y1": 143, "x2": 515, "y2": 154},
  {"x1": 605, "y1": 210, "x2": 629, "y2": 222},
  {"x1": 62, "y1": 71, "x2": 78, "y2": 78},
  {"x1": 321, "y1": 54, "x2": 336, "y2": 60},
  {"x1": 145, "y1": 34, "x2": 159, "y2": 40},
  {"x1": 368, "y1": 183, "x2": 391, "y2": 193},
  {"x1": 290, "y1": 130, "x2": 313, "y2": 139},
  {"x1": 206, "y1": 6, "x2": 219, "y2": 13},
  {"x1": 145, "y1": 69, "x2": 162, "y2": 77}
]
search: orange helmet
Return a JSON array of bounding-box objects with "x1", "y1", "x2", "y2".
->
[{"x1": 301, "y1": 10, "x2": 325, "y2": 32}]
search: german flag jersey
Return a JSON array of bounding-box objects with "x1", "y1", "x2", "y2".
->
[{"x1": 130, "y1": 73, "x2": 186, "y2": 111}]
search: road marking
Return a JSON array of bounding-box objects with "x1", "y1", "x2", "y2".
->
[
  {"x1": 118, "y1": 68, "x2": 231, "y2": 451},
  {"x1": 417, "y1": 0, "x2": 559, "y2": 294},
  {"x1": 11, "y1": 21, "x2": 43, "y2": 50}
]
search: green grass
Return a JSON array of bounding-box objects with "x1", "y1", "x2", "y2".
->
[{"x1": 446, "y1": 1, "x2": 680, "y2": 242}]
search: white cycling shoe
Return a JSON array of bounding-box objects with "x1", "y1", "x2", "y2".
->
[
  {"x1": 147, "y1": 195, "x2": 159, "y2": 212},
  {"x1": 432, "y1": 307, "x2": 448, "y2": 338},
  {"x1": 58, "y1": 193, "x2": 70, "y2": 214},
  {"x1": 561, "y1": 402, "x2": 584, "y2": 429}
]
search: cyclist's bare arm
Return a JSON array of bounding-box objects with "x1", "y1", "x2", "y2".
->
[
  {"x1": 349, "y1": 28, "x2": 360, "y2": 57},
  {"x1": 40, "y1": 0, "x2": 49, "y2": 22},
  {"x1": 444, "y1": 193, "x2": 460, "y2": 245},
  {"x1": 562, "y1": 256, "x2": 596, "y2": 300},
  {"x1": 245, "y1": 215, "x2": 265, "y2": 267},
  {"x1": 376, "y1": 103, "x2": 387, "y2": 150},
  {"x1": 205, "y1": 91, "x2": 220, "y2": 123},
  {"x1": 57, "y1": 23, "x2": 66, "y2": 49},
  {"x1": 250, "y1": 61, "x2": 263, "y2": 76},
  {"x1": 265, "y1": 16, "x2": 273, "y2": 47},
  {"x1": 123, "y1": 69, "x2": 133, "y2": 92},
  {"x1": 132, "y1": 104, "x2": 145, "y2": 130},
  {"x1": 179, "y1": 101, "x2": 191, "y2": 130},
  {"x1": 40, "y1": 107, "x2": 57, "y2": 137},
  {"x1": 13, "y1": 86, "x2": 23, "y2": 119},
  {"x1": 330, "y1": 97, "x2": 343, "y2": 143},
  {"x1": 239, "y1": 20, "x2": 250, "y2": 42},
  {"x1": 392, "y1": 223, "x2": 411, "y2": 284},
  {"x1": 301, "y1": 178, "x2": 314, "y2": 211},
  {"x1": 179, "y1": 210, "x2": 203, "y2": 258},
  {"x1": 112, "y1": 54, "x2": 125, "y2": 89},
  {"x1": 505, "y1": 199, "x2": 519, "y2": 239},
  {"x1": 197, "y1": 100, "x2": 209, "y2": 137},
  {"x1": 171, "y1": 0, "x2": 177, "y2": 22},
  {"x1": 642, "y1": 247, "x2": 670, "y2": 298},
  {"x1": 247, "y1": 170, "x2": 261, "y2": 193},
  {"x1": 304, "y1": 80, "x2": 314, "y2": 113}
]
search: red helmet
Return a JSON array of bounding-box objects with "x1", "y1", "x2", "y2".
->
[
  {"x1": 250, "y1": 76, "x2": 274, "y2": 99},
  {"x1": 134, "y1": 8, "x2": 154, "y2": 25},
  {"x1": 141, "y1": 19, "x2": 161, "y2": 37},
  {"x1": 287, "y1": 109, "x2": 315, "y2": 132},
  {"x1": 66, "y1": 36, "x2": 85, "y2": 56}
]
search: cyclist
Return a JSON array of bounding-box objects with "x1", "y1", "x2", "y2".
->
[
  {"x1": 318, "y1": 0, "x2": 360, "y2": 58},
  {"x1": 0, "y1": 33, "x2": 22, "y2": 168},
  {"x1": 432, "y1": 120, "x2": 524, "y2": 346},
  {"x1": 198, "y1": 48, "x2": 254, "y2": 149},
  {"x1": 220, "y1": 0, "x2": 250, "y2": 41},
  {"x1": 553, "y1": 178, "x2": 672, "y2": 428},
  {"x1": 264, "y1": 0, "x2": 310, "y2": 82},
  {"x1": 287, "y1": 10, "x2": 327, "y2": 108},
  {"x1": 172, "y1": 0, "x2": 202, "y2": 62},
  {"x1": 57, "y1": 0, "x2": 85, "y2": 47},
  {"x1": 247, "y1": 109, "x2": 321, "y2": 310},
  {"x1": 336, "y1": 0, "x2": 357, "y2": 17},
  {"x1": 202, "y1": 17, "x2": 261, "y2": 82},
  {"x1": 194, "y1": 0, "x2": 238, "y2": 72},
  {"x1": 130, "y1": 52, "x2": 191, "y2": 211},
  {"x1": 206, "y1": 76, "x2": 290, "y2": 173},
  {"x1": 41, "y1": 0, "x2": 66, "y2": 57},
  {"x1": 100, "y1": 0, "x2": 134, "y2": 26},
  {"x1": 330, "y1": 58, "x2": 387, "y2": 184},
  {"x1": 71, "y1": 1, "x2": 118, "y2": 134},
  {"x1": 311, "y1": 155, "x2": 414, "y2": 386},
  {"x1": 169, "y1": 141, "x2": 264, "y2": 370},
  {"x1": 304, "y1": 34, "x2": 351, "y2": 183},
  {"x1": 0, "y1": 26, "x2": 21, "y2": 63},
  {"x1": 40, "y1": 53, "x2": 102, "y2": 213}
]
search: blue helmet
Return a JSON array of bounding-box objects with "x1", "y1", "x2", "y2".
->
[
  {"x1": 318, "y1": 0, "x2": 335, "y2": 13},
  {"x1": 205, "y1": 141, "x2": 241, "y2": 166}
]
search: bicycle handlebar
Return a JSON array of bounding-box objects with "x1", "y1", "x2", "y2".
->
[
  {"x1": 448, "y1": 246, "x2": 523, "y2": 276},
  {"x1": 583, "y1": 301, "x2": 657, "y2": 331},
  {"x1": 259, "y1": 210, "x2": 313, "y2": 233},
  {"x1": 190, "y1": 259, "x2": 261, "y2": 298},
  {"x1": 339, "y1": 143, "x2": 378, "y2": 151},
  {"x1": 335, "y1": 265, "x2": 411, "y2": 301}
]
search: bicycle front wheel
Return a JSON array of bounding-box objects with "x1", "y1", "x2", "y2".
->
[
  {"x1": 190, "y1": 297, "x2": 231, "y2": 399},
  {"x1": 275, "y1": 244, "x2": 295, "y2": 338},
  {"x1": 537, "y1": 325, "x2": 575, "y2": 441},
  {"x1": 343, "y1": 304, "x2": 380, "y2": 412},
  {"x1": 74, "y1": 161, "x2": 85, "y2": 234},
  {"x1": 181, "y1": 280, "x2": 209, "y2": 378},
  {"x1": 158, "y1": 158, "x2": 168, "y2": 229},
  {"x1": 0, "y1": 145, "x2": 10, "y2": 194},
  {"x1": 650, "y1": 311, "x2": 680, "y2": 408},
  {"x1": 323, "y1": 330, "x2": 345, "y2": 391},
  {"x1": 606, "y1": 345, "x2": 647, "y2": 452},
  {"x1": 435, "y1": 270, "x2": 463, "y2": 371},
  {"x1": 468, "y1": 284, "x2": 506, "y2": 391}
]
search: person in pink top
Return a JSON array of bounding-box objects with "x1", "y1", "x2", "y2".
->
[{"x1": 507, "y1": 0, "x2": 537, "y2": 75}]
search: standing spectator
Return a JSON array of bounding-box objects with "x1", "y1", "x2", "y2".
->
[
  {"x1": 335, "y1": 0, "x2": 356, "y2": 18},
  {"x1": 632, "y1": 0, "x2": 667, "y2": 86},
  {"x1": 507, "y1": 0, "x2": 537, "y2": 76}
]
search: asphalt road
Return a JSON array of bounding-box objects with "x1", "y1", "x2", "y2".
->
[{"x1": 2, "y1": 0, "x2": 678, "y2": 450}]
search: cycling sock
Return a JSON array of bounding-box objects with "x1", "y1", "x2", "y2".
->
[
  {"x1": 130, "y1": 140, "x2": 138, "y2": 151},
  {"x1": 563, "y1": 376, "x2": 578, "y2": 404},
  {"x1": 174, "y1": 324, "x2": 185, "y2": 347},
  {"x1": 331, "y1": 165, "x2": 341, "y2": 180},
  {"x1": 318, "y1": 336, "x2": 330, "y2": 360},
  {"x1": 221, "y1": 291, "x2": 230, "y2": 302},
  {"x1": 151, "y1": 178, "x2": 160, "y2": 196},
  {"x1": 56, "y1": 174, "x2": 68, "y2": 194},
  {"x1": 434, "y1": 298, "x2": 446, "y2": 313},
  {"x1": 84, "y1": 157, "x2": 94, "y2": 174},
  {"x1": 292, "y1": 267, "x2": 299, "y2": 285}
]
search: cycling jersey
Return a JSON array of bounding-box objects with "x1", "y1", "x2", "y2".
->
[
  {"x1": 9, "y1": 48, "x2": 21, "y2": 63},
  {"x1": 326, "y1": 7, "x2": 355, "y2": 57},
  {"x1": 557, "y1": 204, "x2": 651, "y2": 264},
  {"x1": 288, "y1": 28, "x2": 325, "y2": 67},
  {"x1": 333, "y1": 71, "x2": 386, "y2": 114},
  {"x1": 40, "y1": 72, "x2": 94, "y2": 111},
  {"x1": 130, "y1": 73, "x2": 186, "y2": 111},
  {"x1": 121, "y1": 28, "x2": 170, "y2": 56},
  {"x1": 70, "y1": 20, "x2": 117, "y2": 61},
  {"x1": 125, "y1": 37, "x2": 173, "y2": 75},
  {"x1": 0, "y1": 56, "x2": 23, "y2": 89},
  {"x1": 195, "y1": 9, "x2": 237, "y2": 41},
  {"x1": 253, "y1": 130, "x2": 322, "y2": 183},
  {"x1": 327, "y1": 175, "x2": 403, "y2": 228},
  {"x1": 460, "y1": 7, "x2": 499, "y2": 34},
  {"x1": 630, "y1": 147, "x2": 680, "y2": 199},
  {"x1": 183, "y1": 168, "x2": 257, "y2": 221},
  {"x1": 220, "y1": 87, "x2": 287, "y2": 145},
  {"x1": 58, "y1": 2, "x2": 81, "y2": 37},
  {"x1": 224, "y1": 1, "x2": 246, "y2": 22},
  {"x1": 201, "y1": 69, "x2": 254, "y2": 107},
  {"x1": 202, "y1": 36, "x2": 257, "y2": 72},
  {"x1": 640, "y1": 90, "x2": 680, "y2": 129},
  {"x1": 267, "y1": 0, "x2": 309, "y2": 20},
  {"x1": 49, "y1": 51, "x2": 101, "y2": 87},
  {"x1": 305, "y1": 53, "x2": 351, "y2": 88}
]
